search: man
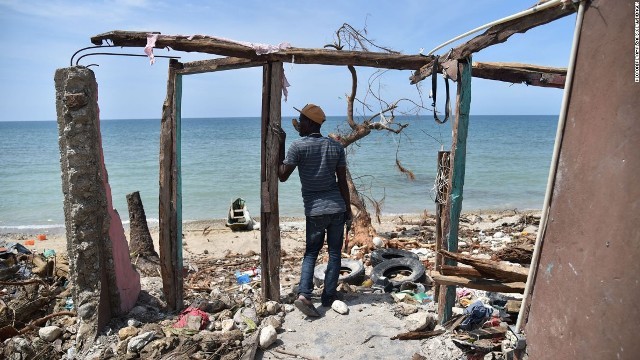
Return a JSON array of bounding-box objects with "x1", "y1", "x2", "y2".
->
[{"x1": 277, "y1": 103, "x2": 351, "y2": 317}]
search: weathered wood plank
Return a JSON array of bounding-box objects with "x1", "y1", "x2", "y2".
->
[
  {"x1": 472, "y1": 62, "x2": 566, "y2": 88},
  {"x1": 431, "y1": 273, "x2": 525, "y2": 294},
  {"x1": 159, "y1": 59, "x2": 183, "y2": 310},
  {"x1": 440, "y1": 264, "x2": 483, "y2": 278},
  {"x1": 440, "y1": 249, "x2": 529, "y2": 282},
  {"x1": 176, "y1": 57, "x2": 266, "y2": 75},
  {"x1": 410, "y1": 3, "x2": 576, "y2": 83},
  {"x1": 260, "y1": 62, "x2": 283, "y2": 301},
  {"x1": 90, "y1": 31, "x2": 431, "y2": 70}
]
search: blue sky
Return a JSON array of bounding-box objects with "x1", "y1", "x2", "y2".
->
[{"x1": 0, "y1": 0, "x2": 576, "y2": 121}]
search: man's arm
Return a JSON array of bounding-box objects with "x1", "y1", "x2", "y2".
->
[{"x1": 336, "y1": 166, "x2": 352, "y2": 219}]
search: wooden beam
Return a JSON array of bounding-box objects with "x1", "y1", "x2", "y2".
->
[
  {"x1": 176, "y1": 57, "x2": 267, "y2": 75},
  {"x1": 472, "y1": 62, "x2": 566, "y2": 88},
  {"x1": 440, "y1": 264, "x2": 483, "y2": 278},
  {"x1": 260, "y1": 62, "x2": 283, "y2": 301},
  {"x1": 431, "y1": 273, "x2": 525, "y2": 294},
  {"x1": 159, "y1": 59, "x2": 183, "y2": 310},
  {"x1": 410, "y1": 3, "x2": 576, "y2": 84},
  {"x1": 440, "y1": 249, "x2": 529, "y2": 282},
  {"x1": 90, "y1": 31, "x2": 431, "y2": 70}
]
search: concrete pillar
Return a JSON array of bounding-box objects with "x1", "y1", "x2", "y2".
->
[{"x1": 55, "y1": 66, "x2": 140, "y2": 350}]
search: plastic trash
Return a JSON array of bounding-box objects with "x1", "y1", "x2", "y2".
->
[
  {"x1": 64, "y1": 297, "x2": 74, "y2": 310},
  {"x1": 235, "y1": 271, "x2": 251, "y2": 285},
  {"x1": 43, "y1": 249, "x2": 56, "y2": 258}
]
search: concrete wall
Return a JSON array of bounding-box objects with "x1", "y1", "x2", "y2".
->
[
  {"x1": 524, "y1": 1, "x2": 640, "y2": 358},
  {"x1": 55, "y1": 66, "x2": 140, "y2": 349}
]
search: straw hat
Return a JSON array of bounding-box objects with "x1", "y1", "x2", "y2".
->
[{"x1": 294, "y1": 103, "x2": 326, "y2": 124}]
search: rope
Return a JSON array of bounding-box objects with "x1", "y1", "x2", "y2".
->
[{"x1": 431, "y1": 56, "x2": 450, "y2": 124}]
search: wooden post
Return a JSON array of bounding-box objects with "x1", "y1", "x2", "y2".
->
[
  {"x1": 438, "y1": 58, "x2": 472, "y2": 323},
  {"x1": 159, "y1": 59, "x2": 184, "y2": 311},
  {"x1": 434, "y1": 150, "x2": 450, "y2": 302},
  {"x1": 260, "y1": 62, "x2": 283, "y2": 301}
]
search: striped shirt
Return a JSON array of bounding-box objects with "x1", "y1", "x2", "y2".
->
[{"x1": 284, "y1": 135, "x2": 347, "y2": 216}]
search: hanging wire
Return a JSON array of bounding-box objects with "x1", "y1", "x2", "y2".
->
[{"x1": 70, "y1": 44, "x2": 180, "y2": 67}]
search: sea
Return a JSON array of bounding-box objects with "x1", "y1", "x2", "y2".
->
[{"x1": 0, "y1": 115, "x2": 557, "y2": 231}]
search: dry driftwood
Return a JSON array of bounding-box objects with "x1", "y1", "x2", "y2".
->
[
  {"x1": 431, "y1": 273, "x2": 525, "y2": 294},
  {"x1": 90, "y1": 31, "x2": 431, "y2": 70},
  {"x1": 410, "y1": 2, "x2": 577, "y2": 84},
  {"x1": 391, "y1": 329, "x2": 446, "y2": 340},
  {"x1": 493, "y1": 246, "x2": 533, "y2": 264},
  {"x1": 440, "y1": 249, "x2": 528, "y2": 282}
]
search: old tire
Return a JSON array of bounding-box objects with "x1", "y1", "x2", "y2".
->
[
  {"x1": 370, "y1": 248, "x2": 420, "y2": 267},
  {"x1": 370, "y1": 257, "x2": 426, "y2": 289},
  {"x1": 313, "y1": 259, "x2": 365, "y2": 287}
]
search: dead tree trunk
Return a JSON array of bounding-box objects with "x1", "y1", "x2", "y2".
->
[
  {"x1": 345, "y1": 167, "x2": 377, "y2": 249},
  {"x1": 126, "y1": 191, "x2": 158, "y2": 258}
]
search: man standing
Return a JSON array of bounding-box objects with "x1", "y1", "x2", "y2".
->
[{"x1": 277, "y1": 103, "x2": 351, "y2": 317}]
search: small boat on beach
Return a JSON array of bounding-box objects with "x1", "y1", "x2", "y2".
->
[{"x1": 225, "y1": 198, "x2": 258, "y2": 231}]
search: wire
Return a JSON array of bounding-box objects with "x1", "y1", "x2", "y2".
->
[{"x1": 426, "y1": 0, "x2": 564, "y2": 56}]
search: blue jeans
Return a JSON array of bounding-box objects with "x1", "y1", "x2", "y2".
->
[{"x1": 298, "y1": 212, "x2": 345, "y2": 304}]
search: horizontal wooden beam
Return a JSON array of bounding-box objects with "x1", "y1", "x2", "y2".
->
[
  {"x1": 176, "y1": 57, "x2": 266, "y2": 75},
  {"x1": 431, "y1": 273, "x2": 525, "y2": 294},
  {"x1": 441, "y1": 249, "x2": 529, "y2": 282},
  {"x1": 91, "y1": 31, "x2": 431, "y2": 70},
  {"x1": 410, "y1": 2, "x2": 576, "y2": 84},
  {"x1": 472, "y1": 61, "x2": 566, "y2": 88}
]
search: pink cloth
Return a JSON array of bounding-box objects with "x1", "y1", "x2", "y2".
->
[
  {"x1": 173, "y1": 307, "x2": 210, "y2": 330},
  {"x1": 144, "y1": 34, "x2": 159, "y2": 65},
  {"x1": 143, "y1": 33, "x2": 292, "y2": 64}
]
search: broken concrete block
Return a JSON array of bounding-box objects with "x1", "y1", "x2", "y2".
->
[
  {"x1": 405, "y1": 312, "x2": 437, "y2": 332},
  {"x1": 127, "y1": 331, "x2": 156, "y2": 353}
]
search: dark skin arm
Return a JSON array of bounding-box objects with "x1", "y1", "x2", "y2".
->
[{"x1": 336, "y1": 166, "x2": 352, "y2": 221}]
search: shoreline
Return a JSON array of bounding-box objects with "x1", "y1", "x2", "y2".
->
[{"x1": 0, "y1": 207, "x2": 541, "y2": 235}]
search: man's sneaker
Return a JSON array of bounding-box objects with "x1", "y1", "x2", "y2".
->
[{"x1": 294, "y1": 297, "x2": 320, "y2": 317}]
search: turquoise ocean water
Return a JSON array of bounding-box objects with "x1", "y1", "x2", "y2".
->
[{"x1": 0, "y1": 115, "x2": 557, "y2": 230}]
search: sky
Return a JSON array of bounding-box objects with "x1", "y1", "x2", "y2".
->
[{"x1": 0, "y1": 0, "x2": 577, "y2": 121}]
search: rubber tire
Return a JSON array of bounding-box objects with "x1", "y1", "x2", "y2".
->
[
  {"x1": 313, "y1": 259, "x2": 365, "y2": 287},
  {"x1": 370, "y1": 248, "x2": 420, "y2": 267},
  {"x1": 370, "y1": 257, "x2": 426, "y2": 289}
]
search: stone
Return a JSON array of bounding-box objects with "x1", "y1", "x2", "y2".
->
[
  {"x1": 38, "y1": 326, "x2": 63, "y2": 342},
  {"x1": 118, "y1": 326, "x2": 139, "y2": 340},
  {"x1": 283, "y1": 304, "x2": 295, "y2": 313},
  {"x1": 493, "y1": 231, "x2": 505, "y2": 238},
  {"x1": 127, "y1": 319, "x2": 142, "y2": 327},
  {"x1": 234, "y1": 307, "x2": 259, "y2": 331},
  {"x1": 185, "y1": 314, "x2": 203, "y2": 330},
  {"x1": 331, "y1": 300, "x2": 349, "y2": 315},
  {"x1": 394, "y1": 303, "x2": 418, "y2": 316},
  {"x1": 405, "y1": 312, "x2": 437, "y2": 332},
  {"x1": 265, "y1": 300, "x2": 280, "y2": 315},
  {"x1": 127, "y1": 331, "x2": 156, "y2": 353},
  {"x1": 221, "y1": 319, "x2": 235, "y2": 332},
  {"x1": 259, "y1": 325, "x2": 277, "y2": 348},
  {"x1": 262, "y1": 315, "x2": 282, "y2": 329}
]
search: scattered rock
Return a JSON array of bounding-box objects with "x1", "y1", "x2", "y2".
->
[
  {"x1": 259, "y1": 325, "x2": 277, "y2": 348},
  {"x1": 394, "y1": 303, "x2": 418, "y2": 316},
  {"x1": 283, "y1": 304, "x2": 295, "y2": 313},
  {"x1": 405, "y1": 312, "x2": 437, "y2": 332},
  {"x1": 265, "y1": 300, "x2": 280, "y2": 315},
  {"x1": 221, "y1": 319, "x2": 235, "y2": 332},
  {"x1": 127, "y1": 331, "x2": 156, "y2": 353},
  {"x1": 118, "y1": 326, "x2": 140, "y2": 340},
  {"x1": 38, "y1": 326, "x2": 63, "y2": 342},
  {"x1": 262, "y1": 315, "x2": 282, "y2": 329},
  {"x1": 127, "y1": 319, "x2": 142, "y2": 327},
  {"x1": 234, "y1": 307, "x2": 259, "y2": 331},
  {"x1": 331, "y1": 300, "x2": 349, "y2": 315}
]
